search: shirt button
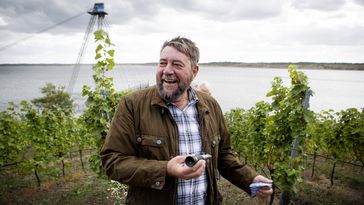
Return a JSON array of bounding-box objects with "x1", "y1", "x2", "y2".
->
[
  {"x1": 136, "y1": 137, "x2": 142, "y2": 143},
  {"x1": 155, "y1": 181, "x2": 160, "y2": 186},
  {"x1": 156, "y1": 139, "x2": 162, "y2": 145}
]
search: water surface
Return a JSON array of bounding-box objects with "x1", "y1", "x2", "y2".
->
[{"x1": 1, "y1": 64, "x2": 363, "y2": 113}]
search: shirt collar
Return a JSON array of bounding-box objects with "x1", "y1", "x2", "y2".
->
[{"x1": 188, "y1": 86, "x2": 199, "y2": 103}]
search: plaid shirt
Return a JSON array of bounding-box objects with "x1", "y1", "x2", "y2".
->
[{"x1": 167, "y1": 88, "x2": 208, "y2": 205}]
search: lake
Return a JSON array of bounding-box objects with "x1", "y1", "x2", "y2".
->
[{"x1": 0, "y1": 64, "x2": 363, "y2": 113}]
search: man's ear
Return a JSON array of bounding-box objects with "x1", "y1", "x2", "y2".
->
[{"x1": 192, "y1": 65, "x2": 199, "y2": 78}]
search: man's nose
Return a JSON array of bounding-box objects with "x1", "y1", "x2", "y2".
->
[{"x1": 163, "y1": 63, "x2": 174, "y2": 75}]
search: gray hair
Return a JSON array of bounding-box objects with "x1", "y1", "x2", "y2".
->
[{"x1": 161, "y1": 36, "x2": 199, "y2": 68}]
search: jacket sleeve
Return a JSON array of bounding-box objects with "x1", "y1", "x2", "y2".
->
[
  {"x1": 100, "y1": 96, "x2": 168, "y2": 190},
  {"x1": 215, "y1": 104, "x2": 258, "y2": 194}
]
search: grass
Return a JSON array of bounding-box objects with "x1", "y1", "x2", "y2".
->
[
  {"x1": 0, "y1": 158, "x2": 116, "y2": 205},
  {"x1": 0, "y1": 169, "x2": 113, "y2": 205},
  {"x1": 292, "y1": 156, "x2": 364, "y2": 205},
  {"x1": 0, "y1": 155, "x2": 363, "y2": 205}
]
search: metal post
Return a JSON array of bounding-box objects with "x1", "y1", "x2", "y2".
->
[{"x1": 280, "y1": 89, "x2": 312, "y2": 205}]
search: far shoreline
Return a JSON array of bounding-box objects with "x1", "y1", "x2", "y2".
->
[
  {"x1": 0, "y1": 62, "x2": 363, "y2": 71},
  {"x1": 200, "y1": 62, "x2": 364, "y2": 71}
]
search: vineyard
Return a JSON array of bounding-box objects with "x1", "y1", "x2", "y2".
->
[
  {"x1": 1, "y1": 30, "x2": 364, "y2": 205},
  {"x1": 225, "y1": 66, "x2": 364, "y2": 204}
]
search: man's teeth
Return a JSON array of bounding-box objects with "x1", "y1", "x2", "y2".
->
[{"x1": 165, "y1": 80, "x2": 176, "y2": 83}]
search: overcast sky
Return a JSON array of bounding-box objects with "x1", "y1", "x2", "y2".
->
[{"x1": 0, "y1": 0, "x2": 363, "y2": 64}]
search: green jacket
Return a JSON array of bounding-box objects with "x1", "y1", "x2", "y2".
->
[{"x1": 101, "y1": 86, "x2": 257, "y2": 205}]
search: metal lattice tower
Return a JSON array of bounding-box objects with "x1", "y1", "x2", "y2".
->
[{"x1": 67, "y1": 3, "x2": 108, "y2": 94}]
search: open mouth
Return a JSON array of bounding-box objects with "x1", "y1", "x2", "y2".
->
[
  {"x1": 163, "y1": 79, "x2": 177, "y2": 84},
  {"x1": 162, "y1": 77, "x2": 177, "y2": 84}
]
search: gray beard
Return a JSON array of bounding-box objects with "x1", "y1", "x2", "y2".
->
[{"x1": 157, "y1": 82, "x2": 188, "y2": 103}]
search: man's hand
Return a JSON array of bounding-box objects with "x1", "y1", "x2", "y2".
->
[
  {"x1": 167, "y1": 155, "x2": 206, "y2": 180},
  {"x1": 252, "y1": 175, "x2": 273, "y2": 199}
]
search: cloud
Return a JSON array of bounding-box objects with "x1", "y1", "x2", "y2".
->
[
  {"x1": 354, "y1": 0, "x2": 364, "y2": 6},
  {"x1": 276, "y1": 25, "x2": 364, "y2": 46},
  {"x1": 0, "y1": 0, "x2": 90, "y2": 33},
  {"x1": 161, "y1": 0, "x2": 285, "y2": 21},
  {"x1": 0, "y1": 0, "x2": 363, "y2": 63},
  {"x1": 291, "y1": 0, "x2": 346, "y2": 11},
  {"x1": 102, "y1": 0, "x2": 161, "y2": 26},
  {"x1": 0, "y1": 17, "x2": 7, "y2": 26},
  {"x1": 0, "y1": 0, "x2": 286, "y2": 35}
]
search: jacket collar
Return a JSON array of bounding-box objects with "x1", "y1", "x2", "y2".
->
[
  {"x1": 151, "y1": 85, "x2": 168, "y2": 108},
  {"x1": 150, "y1": 85, "x2": 210, "y2": 114}
]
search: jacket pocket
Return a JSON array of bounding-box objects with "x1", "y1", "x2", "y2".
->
[{"x1": 137, "y1": 134, "x2": 168, "y2": 160}]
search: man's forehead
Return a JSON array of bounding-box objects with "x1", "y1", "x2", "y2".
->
[{"x1": 160, "y1": 46, "x2": 189, "y2": 61}]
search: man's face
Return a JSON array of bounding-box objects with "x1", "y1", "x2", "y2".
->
[{"x1": 156, "y1": 46, "x2": 199, "y2": 102}]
